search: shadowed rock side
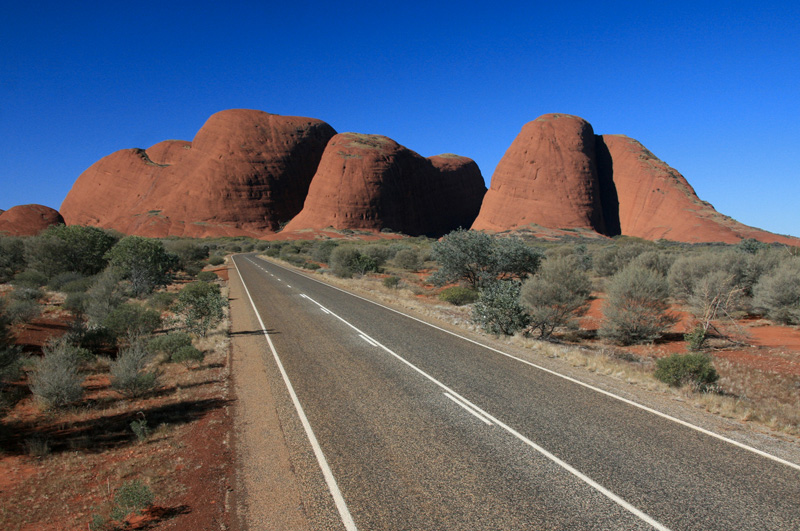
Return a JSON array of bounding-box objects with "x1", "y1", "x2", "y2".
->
[
  {"x1": 0, "y1": 204, "x2": 65, "y2": 236},
  {"x1": 471, "y1": 114, "x2": 606, "y2": 233},
  {"x1": 598, "y1": 135, "x2": 798, "y2": 245},
  {"x1": 60, "y1": 109, "x2": 336, "y2": 238},
  {"x1": 283, "y1": 134, "x2": 486, "y2": 237}
]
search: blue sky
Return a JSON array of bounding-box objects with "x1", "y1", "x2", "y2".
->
[{"x1": 2, "y1": 1, "x2": 798, "y2": 237}]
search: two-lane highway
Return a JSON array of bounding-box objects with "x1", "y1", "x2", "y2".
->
[{"x1": 233, "y1": 254, "x2": 800, "y2": 530}]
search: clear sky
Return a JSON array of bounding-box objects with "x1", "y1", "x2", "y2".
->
[{"x1": 2, "y1": 1, "x2": 798, "y2": 237}]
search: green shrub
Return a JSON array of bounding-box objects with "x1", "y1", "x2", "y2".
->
[
  {"x1": 10, "y1": 284, "x2": 43, "y2": 301},
  {"x1": 106, "y1": 236, "x2": 176, "y2": 296},
  {"x1": 264, "y1": 247, "x2": 280, "y2": 257},
  {"x1": 196, "y1": 270, "x2": 218, "y2": 282},
  {"x1": 383, "y1": 276, "x2": 401, "y2": 289},
  {"x1": 311, "y1": 240, "x2": 338, "y2": 263},
  {"x1": 111, "y1": 341, "x2": 158, "y2": 397},
  {"x1": 171, "y1": 345, "x2": 204, "y2": 364},
  {"x1": 520, "y1": 256, "x2": 592, "y2": 339},
  {"x1": 592, "y1": 243, "x2": 650, "y2": 277},
  {"x1": 329, "y1": 246, "x2": 378, "y2": 278},
  {"x1": 130, "y1": 417, "x2": 149, "y2": 443},
  {"x1": 438, "y1": 286, "x2": 479, "y2": 306},
  {"x1": 102, "y1": 303, "x2": 162, "y2": 342},
  {"x1": 29, "y1": 338, "x2": 86, "y2": 408},
  {"x1": 64, "y1": 292, "x2": 90, "y2": 316},
  {"x1": 0, "y1": 237, "x2": 25, "y2": 282},
  {"x1": 110, "y1": 480, "x2": 154, "y2": 521},
  {"x1": 146, "y1": 291, "x2": 177, "y2": 311},
  {"x1": 599, "y1": 266, "x2": 678, "y2": 345},
  {"x1": 753, "y1": 259, "x2": 800, "y2": 324},
  {"x1": 47, "y1": 271, "x2": 85, "y2": 291},
  {"x1": 147, "y1": 332, "x2": 192, "y2": 358},
  {"x1": 302, "y1": 262, "x2": 321, "y2": 271},
  {"x1": 684, "y1": 324, "x2": 707, "y2": 351},
  {"x1": 5, "y1": 298, "x2": 41, "y2": 324},
  {"x1": 12, "y1": 270, "x2": 48, "y2": 288},
  {"x1": 472, "y1": 281, "x2": 529, "y2": 335},
  {"x1": 393, "y1": 249, "x2": 421, "y2": 271},
  {"x1": 183, "y1": 262, "x2": 204, "y2": 277},
  {"x1": 61, "y1": 276, "x2": 95, "y2": 293},
  {"x1": 207, "y1": 255, "x2": 225, "y2": 266},
  {"x1": 654, "y1": 353, "x2": 719, "y2": 390},
  {"x1": 362, "y1": 245, "x2": 393, "y2": 267},
  {"x1": 85, "y1": 269, "x2": 126, "y2": 327},
  {"x1": 175, "y1": 281, "x2": 226, "y2": 337}
]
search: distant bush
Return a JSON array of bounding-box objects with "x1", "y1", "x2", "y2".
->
[
  {"x1": 61, "y1": 276, "x2": 95, "y2": 293},
  {"x1": 171, "y1": 345, "x2": 204, "y2": 364},
  {"x1": 438, "y1": 286, "x2": 479, "y2": 306},
  {"x1": 147, "y1": 332, "x2": 192, "y2": 359},
  {"x1": 207, "y1": 255, "x2": 225, "y2": 266},
  {"x1": 0, "y1": 237, "x2": 25, "y2": 282},
  {"x1": 24, "y1": 225, "x2": 118, "y2": 279},
  {"x1": 85, "y1": 269, "x2": 127, "y2": 327},
  {"x1": 196, "y1": 270, "x2": 218, "y2": 282},
  {"x1": 362, "y1": 245, "x2": 393, "y2": 267},
  {"x1": 393, "y1": 249, "x2": 422, "y2": 271},
  {"x1": 29, "y1": 338, "x2": 86, "y2": 408},
  {"x1": 111, "y1": 341, "x2": 158, "y2": 397},
  {"x1": 102, "y1": 303, "x2": 162, "y2": 342},
  {"x1": 472, "y1": 281, "x2": 529, "y2": 335},
  {"x1": 311, "y1": 240, "x2": 338, "y2": 263},
  {"x1": 599, "y1": 266, "x2": 677, "y2": 345},
  {"x1": 12, "y1": 270, "x2": 48, "y2": 288},
  {"x1": 753, "y1": 259, "x2": 800, "y2": 325},
  {"x1": 5, "y1": 298, "x2": 41, "y2": 324},
  {"x1": 146, "y1": 291, "x2": 177, "y2": 311},
  {"x1": 329, "y1": 246, "x2": 378, "y2": 278},
  {"x1": 383, "y1": 276, "x2": 401, "y2": 289},
  {"x1": 106, "y1": 236, "x2": 176, "y2": 296},
  {"x1": 654, "y1": 353, "x2": 718, "y2": 390},
  {"x1": 175, "y1": 281, "x2": 226, "y2": 337},
  {"x1": 592, "y1": 243, "x2": 650, "y2": 277},
  {"x1": 629, "y1": 250, "x2": 675, "y2": 277},
  {"x1": 521, "y1": 256, "x2": 592, "y2": 339},
  {"x1": 47, "y1": 271, "x2": 85, "y2": 291}
]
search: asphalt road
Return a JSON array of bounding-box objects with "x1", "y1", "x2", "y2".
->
[{"x1": 232, "y1": 254, "x2": 800, "y2": 531}]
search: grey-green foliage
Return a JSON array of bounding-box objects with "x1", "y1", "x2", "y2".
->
[
  {"x1": 85, "y1": 268, "x2": 126, "y2": 326},
  {"x1": 599, "y1": 266, "x2": 678, "y2": 345},
  {"x1": 163, "y1": 240, "x2": 209, "y2": 271},
  {"x1": 207, "y1": 255, "x2": 225, "y2": 266},
  {"x1": 311, "y1": 240, "x2": 339, "y2": 263},
  {"x1": 430, "y1": 229, "x2": 541, "y2": 289},
  {"x1": 102, "y1": 303, "x2": 162, "y2": 342},
  {"x1": 687, "y1": 270, "x2": 742, "y2": 323},
  {"x1": 147, "y1": 332, "x2": 193, "y2": 358},
  {"x1": 472, "y1": 281, "x2": 529, "y2": 335},
  {"x1": 654, "y1": 353, "x2": 719, "y2": 390},
  {"x1": 175, "y1": 281, "x2": 226, "y2": 337},
  {"x1": 0, "y1": 237, "x2": 25, "y2": 282},
  {"x1": 0, "y1": 298, "x2": 21, "y2": 391},
  {"x1": 753, "y1": 258, "x2": 800, "y2": 324},
  {"x1": 629, "y1": 250, "x2": 676, "y2": 277},
  {"x1": 24, "y1": 225, "x2": 118, "y2": 278},
  {"x1": 110, "y1": 480, "x2": 154, "y2": 521},
  {"x1": 393, "y1": 248, "x2": 422, "y2": 271},
  {"x1": 171, "y1": 345, "x2": 204, "y2": 364},
  {"x1": 111, "y1": 341, "x2": 158, "y2": 397},
  {"x1": 592, "y1": 242, "x2": 651, "y2": 277},
  {"x1": 521, "y1": 256, "x2": 592, "y2": 339},
  {"x1": 329, "y1": 246, "x2": 378, "y2": 277},
  {"x1": 362, "y1": 245, "x2": 393, "y2": 267},
  {"x1": 29, "y1": 338, "x2": 87, "y2": 408},
  {"x1": 438, "y1": 286, "x2": 479, "y2": 306},
  {"x1": 106, "y1": 236, "x2": 176, "y2": 296}
]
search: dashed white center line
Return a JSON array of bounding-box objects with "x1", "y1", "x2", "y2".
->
[{"x1": 444, "y1": 392, "x2": 493, "y2": 425}]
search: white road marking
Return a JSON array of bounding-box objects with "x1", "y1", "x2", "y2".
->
[
  {"x1": 444, "y1": 392, "x2": 493, "y2": 425},
  {"x1": 359, "y1": 334, "x2": 378, "y2": 347},
  {"x1": 255, "y1": 256, "x2": 800, "y2": 473},
  {"x1": 296, "y1": 292, "x2": 671, "y2": 531},
  {"x1": 235, "y1": 257, "x2": 359, "y2": 531}
]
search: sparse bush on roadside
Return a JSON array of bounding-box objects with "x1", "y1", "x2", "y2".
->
[
  {"x1": 147, "y1": 332, "x2": 193, "y2": 359},
  {"x1": 24, "y1": 225, "x2": 118, "y2": 278},
  {"x1": 654, "y1": 352, "x2": 719, "y2": 390},
  {"x1": 599, "y1": 265, "x2": 678, "y2": 345},
  {"x1": 686, "y1": 270, "x2": 743, "y2": 343},
  {"x1": 102, "y1": 303, "x2": 162, "y2": 342},
  {"x1": 520, "y1": 256, "x2": 592, "y2": 339},
  {"x1": 383, "y1": 276, "x2": 401, "y2": 289},
  {"x1": 110, "y1": 341, "x2": 158, "y2": 397},
  {"x1": 196, "y1": 270, "x2": 218, "y2": 282},
  {"x1": 329, "y1": 246, "x2": 378, "y2": 277},
  {"x1": 207, "y1": 255, "x2": 225, "y2": 266},
  {"x1": 362, "y1": 245, "x2": 393, "y2": 267},
  {"x1": 175, "y1": 281, "x2": 226, "y2": 337},
  {"x1": 753, "y1": 259, "x2": 800, "y2": 324},
  {"x1": 438, "y1": 286, "x2": 479, "y2": 306},
  {"x1": 146, "y1": 291, "x2": 177, "y2": 311},
  {"x1": 28, "y1": 338, "x2": 86, "y2": 408},
  {"x1": 183, "y1": 262, "x2": 204, "y2": 277},
  {"x1": 171, "y1": 345, "x2": 204, "y2": 365},
  {"x1": 106, "y1": 236, "x2": 176, "y2": 296},
  {"x1": 393, "y1": 248, "x2": 422, "y2": 271},
  {"x1": 311, "y1": 240, "x2": 338, "y2": 263},
  {"x1": 472, "y1": 280, "x2": 529, "y2": 335}
]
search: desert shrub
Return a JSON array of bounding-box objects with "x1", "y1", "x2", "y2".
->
[
  {"x1": 737, "y1": 238, "x2": 766, "y2": 255},
  {"x1": 110, "y1": 480, "x2": 154, "y2": 521},
  {"x1": 687, "y1": 270, "x2": 743, "y2": 337},
  {"x1": 264, "y1": 247, "x2": 280, "y2": 257},
  {"x1": 163, "y1": 240, "x2": 209, "y2": 270},
  {"x1": 593, "y1": 242, "x2": 650, "y2": 277},
  {"x1": 106, "y1": 236, "x2": 176, "y2": 296},
  {"x1": 4, "y1": 298, "x2": 41, "y2": 324},
  {"x1": 0, "y1": 298, "x2": 22, "y2": 395},
  {"x1": 472, "y1": 281, "x2": 529, "y2": 335},
  {"x1": 329, "y1": 246, "x2": 378, "y2": 277},
  {"x1": 302, "y1": 262, "x2": 321, "y2": 271},
  {"x1": 599, "y1": 266, "x2": 678, "y2": 345},
  {"x1": 283, "y1": 254, "x2": 307, "y2": 267},
  {"x1": 629, "y1": 250, "x2": 676, "y2": 277},
  {"x1": 393, "y1": 249, "x2": 422, "y2": 271},
  {"x1": 84, "y1": 269, "x2": 126, "y2": 327},
  {"x1": 183, "y1": 262, "x2": 204, "y2": 277},
  {"x1": 430, "y1": 229, "x2": 541, "y2": 289},
  {"x1": 147, "y1": 332, "x2": 192, "y2": 358},
  {"x1": 146, "y1": 291, "x2": 177, "y2": 311},
  {"x1": 383, "y1": 276, "x2": 401, "y2": 289},
  {"x1": 171, "y1": 345, "x2": 204, "y2": 364},
  {"x1": 46, "y1": 271, "x2": 84, "y2": 291},
  {"x1": 207, "y1": 255, "x2": 225, "y2": 266},
  {"x1": 10, "y1": 283, "x2": 43, "y2": 301},
  {"x1": 102, "y1": 303, "x2": 162, "y2": 342},
  {"x1": 438, "y1": 286, "x2": 479, "y2": 306},
  {"x1": 520, "y1": 256, "x2": 592, "y2": 339},
  {"x1": 668, "y1": 252, "x2": 725, "y2": 301},
  {"x1": 29, "y1": 338, "x2": 86, "y2": 408},
  {"x1": 25, "y1": 225, "x2": 118, "y2": 278},
  {"x1": 175, "y1": 281, "x2": 226, "y2": 337},
  {"x1": 684, "y1": 324, "x2": 708, "y2": 351},
  {"x1": 196, "y1": 270, "x2": 218, "y2": 282},
  {"x1": 753, "y1": 259, "x2": 800, "y2": 324},
  {"x1": 12, "y1": 269, "x2": 48, "y2": 288},
  {"x1": 61, "y1": 276, "x2": 95, "y2": 293},
  {"x1": 362, "y1": 245, "x2": 393, "y2": 267},
  {"x1": 654, "y1": 353, "x2": 719, "y2": 390},
  {"x1": 111, "y1": 341, "x2": 158, "y2": 397},
  {"x1": 0, "y1": 236, "x2": 25, "y2": 282},
  {"x1": 311, "y1": 240, "x2": 339, "y2": 263}
]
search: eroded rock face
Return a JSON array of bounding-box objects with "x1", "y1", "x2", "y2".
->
[
  {"x1": 60, "y1": 109, "x2": 336, "y2": 238},
  {"x1": 283, "y1": 134, "x2": 486, "y2": 237},
  {"x1": 472, "y1": 114, "x2": 606, "y2": 233},
  {"x1": 0, "y1": 205, "x2": 65, "y2": 236},
  {"x1": 598, "y1": 135, "x2": 797, "y2": 244}
]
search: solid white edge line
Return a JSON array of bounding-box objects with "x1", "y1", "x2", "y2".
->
[
  {"x1": 296, "y1": 292, "x2": 671, "y2": 530},
  {"x1": 359, "y1": 334, "x2": 378, "y2": 347},
  {"x1": 255, "y1": 256, "x2": 800, "y2": 473},
  {"x1": 444, "y1": 392, "x2": 493, "y2": 425},
  {"x1": 235, "y1": 256, "x2": 359, "y2": 531}
]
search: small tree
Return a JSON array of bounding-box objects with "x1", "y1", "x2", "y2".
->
[
  {"x1": 106, "y1": 236, "x2": 175, "y2": 296},
  {"x1": 599, "y1": 266, "x2": 678, "y2": 345},
  {"x1": 175, "y1": 281, "x2": 226, "y2": 337},
  {"x1": 472, "y1": 281, "x2": 529, "y2": 335},
  {"x1": 520, "y1": 256, "x2": 592, "y2": 339},
  {"x1": 685, "y1": 271, "x2": 743, "y2": 349}
]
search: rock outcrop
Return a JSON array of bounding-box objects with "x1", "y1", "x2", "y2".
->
[
  {"x1": 472, "y1": 114, "x2": 606, "y2": 233},
  {"x1": 61, "y1": 109, "x2": 336, "y2": 238},
  {"x1": 283, "y1": 133, "x2": 486, "y2": 237},
  {"x1": 0, "y1": 205, "x2": 65, "y2": 236}
]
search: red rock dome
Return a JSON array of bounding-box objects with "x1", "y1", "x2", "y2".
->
[{"x1": 0, "y1": 204, "x2": 65, "y2": 236}]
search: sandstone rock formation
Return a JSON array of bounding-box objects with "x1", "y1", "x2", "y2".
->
[
  {"x1": 283, "y1": 133, "x2": 486, "y2": 237},
  {"x1": 61, "y1": 109, "x2": 336, "y2": 238},
  {"x1": 472, "y1": 114, "x2": 606, "y2": 233},
  {"x1": 0, "y1": 204, "x2": 65, "y2": 236}
]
